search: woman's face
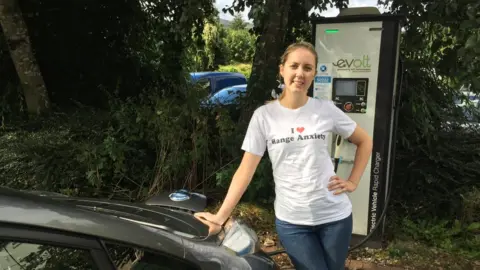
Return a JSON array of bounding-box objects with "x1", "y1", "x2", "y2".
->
[{"x1": 279, "y1": 47, "x2": 317, "y2": 95}]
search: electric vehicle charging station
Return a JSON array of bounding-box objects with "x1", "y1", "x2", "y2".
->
[{"x1": 310, "y1": 7, "x2": 404, "y2": 248}]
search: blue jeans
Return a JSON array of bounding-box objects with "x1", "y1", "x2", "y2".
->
[{"x1": 275, "y1": 214, "x2": 353, "y2": 270}]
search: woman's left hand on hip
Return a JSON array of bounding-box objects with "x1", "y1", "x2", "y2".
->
[{"x1": 328, "y1": 175, "x2": 357, "y2": 195}]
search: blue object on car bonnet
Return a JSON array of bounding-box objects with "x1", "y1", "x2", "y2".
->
[
  {"x1": 169, "y1": 189, "x2": 191, "y2": 202},
  {"x1": 145, "y1": 189, "x2": 207, "y2": 213}
]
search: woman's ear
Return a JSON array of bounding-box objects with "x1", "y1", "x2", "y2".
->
[{"x1": 279, "y1": 64, "x2": 284, "y2": 78}]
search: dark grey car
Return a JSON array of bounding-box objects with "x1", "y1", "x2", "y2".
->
[{"x1": 0, "y1": 187, "x2": 279, "y2": 269}]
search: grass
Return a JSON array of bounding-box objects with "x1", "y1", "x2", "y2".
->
[
  {"x1": 217, "y1": 62, "x2": 252, "y2": 79},
  {"x1": 350, "y1": 239, "x2": 478, "y2": 269}
]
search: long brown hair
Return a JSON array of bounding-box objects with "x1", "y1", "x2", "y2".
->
[{"x1": 272, "y1": 41, "x2": 318, "y2": 102}]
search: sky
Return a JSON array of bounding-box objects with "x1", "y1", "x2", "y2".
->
[{"x1": 214, "y1": 0, "x2": 387, "y2": 21}]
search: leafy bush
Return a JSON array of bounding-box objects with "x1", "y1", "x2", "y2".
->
[
  {"x1": 215, "y1": 158, "x2": 275, "y2": 204},
  {"x1": 218, "y1": 63, "x2": 252, "y2": 79},
  {"x1": 223, "y1": 29, "x2": 256, "y2": 64},
  {"x1": 390, "y1": 64, "x2": 480, "y2": 220},
  {"x1": 462, "y1": 187, "x2": 480, "y2": 224},
  {"x1": 0, "y1": 80, "x2": 241, "y2": 202},
  {"x1": 0, "y1": 110, "x2": 109, "y2": 196},
  {"x1": 396, "y1": 217, "x2": 480, "y2": 259}
]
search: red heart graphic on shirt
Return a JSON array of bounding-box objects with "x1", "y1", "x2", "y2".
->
[{"x1": 296, "y1": 127, "x2": 305, "y2": 133}]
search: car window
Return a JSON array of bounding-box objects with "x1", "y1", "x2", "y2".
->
[
  {"x1": 104, "y1": 242, "x2": 198, "y2": 270},
  {"x1": 195, "y1": 78, "x2": 211, "y2": 93},
  {"x1": 0, "y1": 240, "x2": 99, "y2": 269},
  {"x1": 214, "y1": 77, "x2": 246, "y2": 93},
  {"x1": 212, "y1": 87, "x2": 245, "y2": 105}
]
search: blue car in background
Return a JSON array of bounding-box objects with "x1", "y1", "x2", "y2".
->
[
  {"x1": 189, "y1": 72, "x2": 247, "y2": 96},
  {"x1": 207, "y1": 83, "x2": 285, "y2": 106},
  {"x1": 209, "y1": 84, "x2": 247, "y2": 105},
  {"x1": 190, "y1": 71, "x2": 282, "y2": 108}
]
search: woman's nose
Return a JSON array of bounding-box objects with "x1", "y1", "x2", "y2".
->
[{"x1": 296, "y1": 69, "x2": 305, "y2": 77}]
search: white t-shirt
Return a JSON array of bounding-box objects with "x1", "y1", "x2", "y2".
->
[{"x1": 241, "y1": 97, "x2": 357, "y2": 225}]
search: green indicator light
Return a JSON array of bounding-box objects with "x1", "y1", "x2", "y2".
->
[{"x1": 325, "y1": 29, "x2": 339, "y2": 33}]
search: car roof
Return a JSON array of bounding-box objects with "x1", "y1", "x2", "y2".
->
[
  {"x1": 0, "y1": 187, "x2": 213, "y2": 252},
  {"x1": 218, "y1": 84, "x2": 247, "y2": 91},
  {"x1": 189, "y1": 72, "x2": 246, "y2": 81}
]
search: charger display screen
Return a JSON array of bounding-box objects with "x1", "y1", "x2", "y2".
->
[
  {"x1": 334, "y1": 80, "x2": 357, "y2": 96},
  {"x1": 332, "y1": 78, "x2": 369, "y2": 113}
]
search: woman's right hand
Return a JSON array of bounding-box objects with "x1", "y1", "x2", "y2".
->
[
  {"x1": 194, "y1": 212, "x2": 227, "y2": 235},
  {"x1": 193, "y1": 153, "x2": 262, "y2": 235}
]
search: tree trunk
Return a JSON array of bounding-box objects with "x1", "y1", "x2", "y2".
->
[
  {"x1": 0, "y1": 0, "x2": 49, "y2": 115},
  {"x1": 243, "y1": 0, "x2": 291, "y2": 118}
]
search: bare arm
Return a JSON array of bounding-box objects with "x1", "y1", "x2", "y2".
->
[
  {"x1": 194, "y1": 151, "x2": 262, "y2": 227},
  {"x1": 328, "y1": 125, "x2": 372, "y2": 194},
  {"x1": 216, "y1": 152, "x2": 262, "y2": 223},
  {"x1": 346, "y1": 125, "x2": 373, "y2": 186}
]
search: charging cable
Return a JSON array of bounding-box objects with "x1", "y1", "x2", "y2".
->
[{"x1": 334, "y1": 134, "x2": 344, "y2": 172}]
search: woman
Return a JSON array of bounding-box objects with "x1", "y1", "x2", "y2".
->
[{"x1": 195, "y1": 41, "x2": 373, "y2": 270}]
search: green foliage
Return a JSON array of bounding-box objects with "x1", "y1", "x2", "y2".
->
[
  {"x1": 0, "y1": 80, "x2": 236, "y2": 201},
  {"x1": 220, "y1": 0, "x2": 348, "y2": 37},
  {"x1": 80, "y1": 92, "x2": 213, "y2": 198},
  {"x1": 186, "y1": 18, "x2": 229, "y2": 71},
  {"x1": 203, "y1": 22, "x2": 229, "y2": 70},
  {"x1": 217, "y1": 63, "x2": 252, "y2": 79},
  {"x1": 397, "y1": 218, "x2": 480, "y2": 259},
  {"x1": 387, "y1": 190, "x2": 480, "y2": 259},
  {"x1": 0, "y1": 0, "x2": 227, "y2": 201},
  {"x1": 0, "y1": 0, "x2": 233, "y2": 198},
  {"x1": 230, "y1": 14, "x2": 249, "y2": 30},
  {"x1": 382, "y1": 0, "x2": 480, "y2": 91},
  {"x1": 0, "y1": 0, "x2": 217, "y2": 112},
  {"x1": 462, "y1": 187, "x2": 480, "y2": 224},
  {"x1": 223, "y1": 28, "x2": 256, "y2": 63},
  {"x1": 215, "y1": 158, "x2": 275, "y2": 203},
  {"x1": 185, "y1": 16, "x2": 255, "y2": 71},
  {"x1": 0, "y1": 110, "x2": 109, "y2": 196},
  {"x1": 383, "y1": 0, "x2": 480, "y2": 224},
  {"x1": 392, "y1": 65, "x2": 480, "y2": 220}
]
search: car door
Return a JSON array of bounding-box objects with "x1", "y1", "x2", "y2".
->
[{"x1": 0, "y1": 224, "x2": 114, "y2": 269}]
